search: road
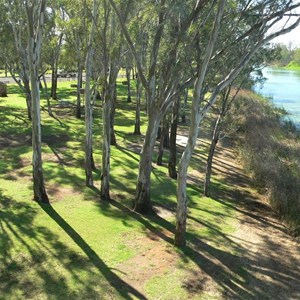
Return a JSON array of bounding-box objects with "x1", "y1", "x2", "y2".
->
[{"x1": 0, "y1": 75, "x2": 78, "y2": 84}]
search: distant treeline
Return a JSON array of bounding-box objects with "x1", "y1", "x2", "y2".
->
[{"x1": 272, "y1": 44, "x2": 300, "y2": 70}]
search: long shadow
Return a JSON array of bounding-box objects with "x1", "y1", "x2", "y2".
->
[
  {"x1": 210, "y1": 185, "x2": 287, "y2": 234},
  {"x1": 7, "y1": 84, "x2": 27, "y2": 98},
  {"x1": 103, "y1": 199, "x2": 256, "y2": 298},
  {"x1": 0, "y1": 192, "x2": 90, "y2": 298},
  {"x1": 96, "y1": 196, "x2": 300, "y2": 299},
  {"x1": 41, "y1": 107, "x2": 68, "y2": 128},
  {"x1": 39, "y1": 203, "x2": 147, "y2": 300}
]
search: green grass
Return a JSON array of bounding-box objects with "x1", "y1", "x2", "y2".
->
[
  {"x1": 0, "y1": 69, "x2": 6, "y2": 77},
  {"x1": 285, "y1": 61, "x2": 300, "y2": 71},
  {"x1": 0, "y1": 82, "x2": 262, "y2": 299}
]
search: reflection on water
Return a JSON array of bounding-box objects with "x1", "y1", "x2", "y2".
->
[{"x1": 254, "y1": 67, "x2": 300, "y2": 124}]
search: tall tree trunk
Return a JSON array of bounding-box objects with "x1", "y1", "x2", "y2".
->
[
  {"x1": 134, "y1": 75, "x2": 141, "y2": 135},
  {"x1": 84, "y1": 0, "x2": 98, "y2": 187},
  {"x1": 157, "y1": 114, "x2": 169, "y2": 166},
  {"x1": 203, "y1": 116, "x2": 221, "y2": 197},
  {"x1": 135, "y1": 113, "x2": 161, "y2": 213},
  {"x1": 26, "y1": 0, "x2": 49, "y2": 203},
  {"x1": 24, "y1": 82, "x2": 32, "y2": 120},
  {"x1": 175, "y1": 112, "x2": 200, "y2": 247},
  {"x1": 84, "y1": 70, "x2": 93, "y2": 188},
  {"x1": 51, "y1": 63, "x2": 58, "y2": 100},
  {"x1": 181, "y1": 87, "x2": 188, "y2": 123},
  {"x1": 101, "y1": 88, "x2": 112, "y2": 200},
  {"x1": 76, "y1": 65, "x2": 83, "y2": 119},
  {"x1": 110, "y1": 83, "x2": 117, "y2": 146},
  {"x1": 126, "y1": 67, "x2": 131, "y2": 103},
  {"x1": 175, "y1": 0, "x2": 227, "y2": 247},
  {"x1": 31, "y1": 78, "x2": 49, "y2": 203},
  {"x1": 41, "y1": 74, "x2": 53, "y2": 117},
  {"x1": 50, "y1": 33, "x2": 63, "y2": 100},
  {"x1": 168, "y1": 95, "x2": 180, "y2": 179}
]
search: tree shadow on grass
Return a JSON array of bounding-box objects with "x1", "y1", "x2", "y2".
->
[
  {"x1": 7, "y1": 84, "x2": 26, "y2": 98},
  {"x1": 209, "y1": 181, "x2": 288, "y2": 234},
  {"x1": 0, "y1": 105, "x2": 31, "y2": 134},
  {"x1": 39, "y1": 203, "x2": 147, "y2": 300},
  {"x1": 0, "y1": 190, "x2": 146, "y2": 299},
  {"x1": 94, "y1": 193, "x2": 300, "y2": 300},
  {"x1": 0, "y1": 106, "x2": 32, "y2": 176}
]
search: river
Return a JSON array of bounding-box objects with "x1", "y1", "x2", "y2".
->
[{"x1": 254, "y1": 67, "x2": 300, "y2": 124}]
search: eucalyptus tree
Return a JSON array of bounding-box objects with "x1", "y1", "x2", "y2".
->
[
  {"x1": 99, "y1": 0, "x2": 132, "y2": 200},
  {"x1": 42, "y1": 3, "x2": 64, "y2": 100},
  {"x1": 1, "y1": 0, "x2": 50, "y2": 201},
  {"x1": 203, "y1": 85, "x2": 238, "y2": 197},
  {"x1": 203, "y1": 44, "x2": 275, "y2": 196},
  {"x1": 128, "y1": 14, "x2": 149, "y2": 135},
  {"x1": 25, "y1": 0, "x2": 49, "y2": 202},
  {"x1": 109, "y1": 0, "x2": 206, "y2": 213},
  {"x1": 175, "y1": 0, "x2": 300, "y2": 246},
  {"x1": 3, "y1": 1, "x2": 33, "y2": 120},
  {"x1": 84, "y1": 0, "x2": 99, "y2": 187},
  {"x1": 61, "y1": 0, "x2": 89, "y2": 118},
  {"x1": 168, "y1": 94, "x2": 181, "y2": 179},
  {"x1": 124, "y1": 52, "x2": 134, "y2": 103},
  {"x1": 0, "y1": 2, "x2": 11, "y2": 73}
]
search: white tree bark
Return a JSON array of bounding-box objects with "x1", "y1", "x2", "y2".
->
[
  {"x1": 85, "y1": 0, "x2": 98, "y2": 187},
  {"x1": 175, "y1": 0, "x2": 227, "y2": 247},
  {"x1": 25, "y1": 0, "x2": 49, "y2": 203},
  {"x1": 175, "y1": 0, "x2": 300, "y2": 247}
]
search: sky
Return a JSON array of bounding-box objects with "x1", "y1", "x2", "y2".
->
[
  {"x1": 272, "y1": 25, "x2": 300, "y2": 48},
  {"x1": 271, "y1": 8, "x2": 300, "y2": 48}
]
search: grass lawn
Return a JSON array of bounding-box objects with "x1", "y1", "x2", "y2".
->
[{"x1": 0, "y1": 81, "x2": 255, "y2": 299}]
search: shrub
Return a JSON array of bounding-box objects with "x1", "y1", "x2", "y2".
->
[{"x1": 0, "y1": 82, "x2": 7, "y2": 97}]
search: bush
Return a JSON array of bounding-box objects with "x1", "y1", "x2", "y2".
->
[{"x1": 0, "y1": 82, "x2": 7, "y2": 97}]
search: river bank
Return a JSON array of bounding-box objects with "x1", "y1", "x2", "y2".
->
[{"x1": 231, "y1": 89, "x2": 300, "y2": 236}]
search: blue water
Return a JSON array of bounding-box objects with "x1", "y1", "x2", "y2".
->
[{"x1": 254, "y1": 67, "x2": 300, "y2": 124}]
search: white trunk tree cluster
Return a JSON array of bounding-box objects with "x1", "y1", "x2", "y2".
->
[{"x1": 1, "y1": 0, "x2": 300, "y2": 246}]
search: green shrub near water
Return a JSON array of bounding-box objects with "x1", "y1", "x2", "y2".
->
[{"x1": 230, "y1": 90, "x2": 300, "y2": 236}]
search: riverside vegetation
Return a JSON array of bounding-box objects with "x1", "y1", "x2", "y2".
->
[
  {"x1": 272, "y1": 44, "x2": 300, "y2": 71},
  {"x1": 0, "y1": 81, "x2": 300, "y2": 299},
  {"x1": 229, "y1": 90, "x2": 300, "y2": 236}
]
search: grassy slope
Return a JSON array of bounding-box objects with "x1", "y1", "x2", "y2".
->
[
  {"x1": 0, "y1": 81, "x2": 254, "y2": 299},
  {"x1": 285, "y1": 61, "x2": 300, "y2": 71}
]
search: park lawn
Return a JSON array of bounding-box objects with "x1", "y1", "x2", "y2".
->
[{"x1": 0, "y1": 82, "x2": 246, "y2": 299}]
